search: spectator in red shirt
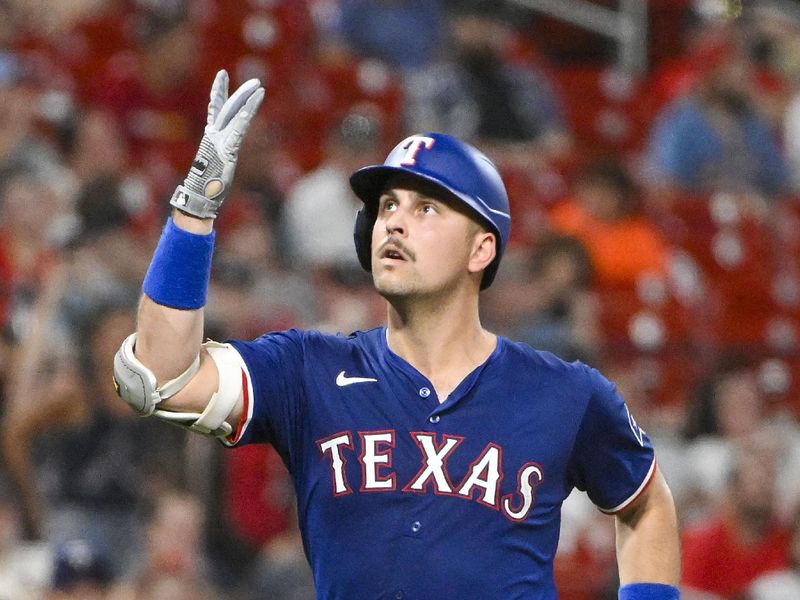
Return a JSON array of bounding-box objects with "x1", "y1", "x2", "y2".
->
[
  {"x1": 682, "y1": 446, "x2": 791, "y2": 599},
  {"x1": 91, "y1": 13, "x2": 207, "y2": 196}
]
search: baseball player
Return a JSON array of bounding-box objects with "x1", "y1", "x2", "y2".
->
[{"x1": 114, "y1": 72, "x2": 681, "y2": 599}]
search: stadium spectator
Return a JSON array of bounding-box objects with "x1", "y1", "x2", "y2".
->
[
  {"x1": 334, "y1": 0, "x2": 445, "y2": 72},
  {"x1": 0, "y1": 173, "x2": 65, "y2": 342},
  {"x1": 223, "y1": 445, "x2": 315, "y2": 599},
  {"x1": 0, "y1": 0, "x2": 20, "y2": 87},
  {"x1": 231, "y1": 116, "x2": 294, "y2": 217},
  {"x1": 107, "y1": 489, "x2": 218, "y2": 600},
  {"x1": 1, "y1": 301, "x2": 186, "y2": 572},
  {"x1": 681, "y1": 354, "x2": 764, "y2": 511},
  {"x1": 61, "y1": 109, "x2": 129, "y2": 186},
  {"x1": 549, "y1": 159, "x2": 670, "y2": 289},
  {"x1": 681, "y1": 354, "x2": 800, "y2": 524},
  {"x1": 0, "y1": 483, "x2": 50, "y2": 599},
  {"x1": 239, "y1": 525, "x2": 315, "y2": 600},
  {"x1": 748, "y1": 512, "x2": 800, "y2": 600},
  {"x1": 49, "y1": 175, "x2": 151, "y2": 347},
  {"x1": 208, "y1": 195, "x2": 319, "y2": 336},
  {"x1": 282, "y1": 110, "x2": 383, "y2": 272},
  {"x1": 759, "y1": 2, "x2": 800, "y2": 193},
  {"x1": 485, "y1": 234, "x2": 599, "y2": 363},
  {"x1": 221, "y1": 444, "x2": 296, "y2": 556},
  {"x1": 0, "y1": 78, "x2": 64, "y2": 183},
  {"x1": 681, "y1": 446, "x2": 791, "y2": 599},
  {"x1": 404, "y1": 0, "x2": 570, "y2": 169},
  {"x1": 47, "y1": 539, "x2": 113, "y2": 600},
  {"x1": 645, "y1": 29, "x2": 788, "y2": 202},
  {"x1": 90, "y1": 12, "x2": 207, "y2": 195}
]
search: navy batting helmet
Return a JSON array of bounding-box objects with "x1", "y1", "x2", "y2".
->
[{"x1": 349, "y1": 132, "x2": 511, "y2": 289}]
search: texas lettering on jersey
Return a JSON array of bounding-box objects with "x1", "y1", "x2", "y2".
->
[{"x1": 317, "y1": 429, "x2": 544, "y2": 522}]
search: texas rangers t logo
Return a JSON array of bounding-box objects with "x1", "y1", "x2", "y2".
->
[{"x1": 398, "y1": 135, "x2": 436, "y2": 166}]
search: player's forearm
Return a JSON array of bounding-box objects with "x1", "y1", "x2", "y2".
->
[
  {"x1": 135, "y1": 210, "x2": 214, "y2": 384},
  {"x1": 615, "y1": 470, "x2": 681, "y2": 586},
  {"x1": 172, "y1": 209, "x2": 215, "y2": 235},
  {"x1": 135, "y1": 295, "x2": 204, "y2": 384}
]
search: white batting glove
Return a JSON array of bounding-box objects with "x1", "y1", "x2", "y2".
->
[{"x1": 170, "y1": 70, "x2": 265, "y2": 219}]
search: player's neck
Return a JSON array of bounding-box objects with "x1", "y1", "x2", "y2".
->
[{"x1": 385, "y1": 290, "x2": 496, "y2": 392}]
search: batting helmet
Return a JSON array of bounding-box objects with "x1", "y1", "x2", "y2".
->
[{"x1": 349, "y1": 133, "x2": 511, "y2": 289}]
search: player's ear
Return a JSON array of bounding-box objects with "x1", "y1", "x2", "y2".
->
[{"x1": 467, "y1": 230, "x2": 496, "y2": 276}]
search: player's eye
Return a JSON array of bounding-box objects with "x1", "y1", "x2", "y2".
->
[
  {"x1": 379, "y1": 197, "x2": 398, "y2": 212},
  {"x1": 421, "y1": 203, "x2": 437, "y2": 215}
]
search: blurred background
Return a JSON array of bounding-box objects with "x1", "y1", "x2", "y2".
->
[{"x1": 0, "y1": 0, "x2": 799, "y2": 598}]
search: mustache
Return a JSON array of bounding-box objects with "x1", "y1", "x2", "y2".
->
[{"x1": 377, "y1": 236, "x2": 416, "y2": 261}]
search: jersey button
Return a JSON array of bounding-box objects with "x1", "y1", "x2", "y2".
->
[
  {"x1": 395, "y1": 592, "x2": 404, "y2": 600},
  {"x1": 429, "y1": 415, "x2": 440, "y2": 424},
  {"x1": 411, "y1": 521, "x2": 421, "y2": 533},
  {"x1": 419, "y1": 387, "x2": 431, "y2": 398}
]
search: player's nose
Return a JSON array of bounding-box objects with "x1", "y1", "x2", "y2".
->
[{"x1": 384, "y1": 207, "x2": 408, "y2": 237}]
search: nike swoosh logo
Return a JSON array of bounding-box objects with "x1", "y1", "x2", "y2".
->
[{"x1": 336, "y1": 371, "x2": 378, "y2": 386}]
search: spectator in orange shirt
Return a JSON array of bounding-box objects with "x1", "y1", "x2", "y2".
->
[{"x1": 549, "y1": 159, "x2": 669, "y2": 289}]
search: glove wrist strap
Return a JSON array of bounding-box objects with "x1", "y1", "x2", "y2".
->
[{"x1": 169, "y1": 185, "x2": 222, "y2": 220}]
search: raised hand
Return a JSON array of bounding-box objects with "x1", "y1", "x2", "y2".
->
[{"x1": 170, "y1": 70, "x2": 265, "y2": 219}]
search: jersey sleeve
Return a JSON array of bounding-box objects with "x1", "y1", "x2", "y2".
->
[
  {"x1": 225, "y1": 329, "x2": 306, "y2": 453},
  {"x1": 567, "y1": 367, "x2": 656, "y2": 513}
]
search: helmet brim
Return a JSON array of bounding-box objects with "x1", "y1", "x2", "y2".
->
[{"x1": 350, "y1": 165, "x2": 501, "y2": 238}]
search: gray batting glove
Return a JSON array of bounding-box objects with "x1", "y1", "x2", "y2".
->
[{"x1": 170, "y1": 70, "x2": 265, "y2": 219}]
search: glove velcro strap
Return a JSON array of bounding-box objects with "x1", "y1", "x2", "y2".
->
[
  {"x1": 151, "y1": 409, "x2": 233, "y2": 439},
  {"x1": 151, "y1": 341, "x2": 242, "y2": 440},
  {"x1": 159, "y1": 354, "x2": 201, "y2": 399},
  {"x1": 192, "y1": 341, "x2": 242, "y2": 436},
  {"x1": 170, "y1": 185, "x2": 223, "y2": 220}
]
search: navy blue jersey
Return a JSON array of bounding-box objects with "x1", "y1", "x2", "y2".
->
[{"x1": 227, "y1": 327, "x2": 655, "y2": 600}]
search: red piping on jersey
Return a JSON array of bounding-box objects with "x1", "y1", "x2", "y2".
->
[
  {"x1": 603, "y1": 459, "x2": 658, "y2": 515},
  {"x1": 227, "y1": 368, "x2": 250, "y2": 445}
]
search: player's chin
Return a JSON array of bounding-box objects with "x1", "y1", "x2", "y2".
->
[{"x1": 373, "y1": 270, "x2": 418, "y2": 298}]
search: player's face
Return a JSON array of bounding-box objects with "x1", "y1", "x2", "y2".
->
[{"x1": 370, "y1": 177, "x2": 494, "y2": 299}]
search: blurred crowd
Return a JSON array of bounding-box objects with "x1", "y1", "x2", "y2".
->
[{"x1": 0, "y1": 0, "x2": 799, "y2": 598}]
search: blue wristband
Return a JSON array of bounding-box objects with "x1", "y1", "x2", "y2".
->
[
  {"x1": 142, "y1": 217, "x2": 216, "y2": 309},
  {"x1": 619, "y1": 583, "x2": 680, "y2": 600}
]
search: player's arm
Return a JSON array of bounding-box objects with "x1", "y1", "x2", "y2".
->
[
  {"x1": 133, "y1": 212, "x2": 224, "y2": 414},
  {"x1": 113, "y1": 70, "x2": 264, "y2": 440},
  {"x1": 614, "y1": 467, "x2": 681, "y2": 600}
]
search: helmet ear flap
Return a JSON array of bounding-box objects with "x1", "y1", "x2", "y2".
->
[{"x1": 353, "y1": 205, "x2": 376, "y2": 273}]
